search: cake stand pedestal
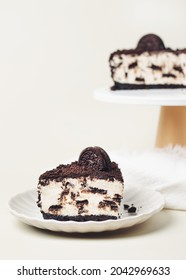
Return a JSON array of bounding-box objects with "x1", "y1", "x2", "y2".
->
[
  {"x1": 94, "y1": 87, "x2": 186, "y2": 147},
  {"x1": 156, "y1": 106, "x2": 186, "y2": 147}
]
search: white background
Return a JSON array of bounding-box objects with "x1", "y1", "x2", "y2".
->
[
  {"x1": 0, "y1": 0, "x2": 186, "y2": 260},
  {"x1": 1, "y1": 260, "x2": 186, "y2": 280}
]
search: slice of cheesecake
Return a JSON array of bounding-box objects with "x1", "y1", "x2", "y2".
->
[
  {"x1": 109, "y1": 34, "x2": 186, "y2": 90},
  {"x1": 37, "y1": 147, "x2": 124, "y2": 222}
]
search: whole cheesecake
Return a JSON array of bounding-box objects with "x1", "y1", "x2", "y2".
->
[
  {"x1": 109, "y1": 34, "x2": 186, "y2": 90},
  {"x1": 37, "y1": 147, "x2": 124, "y2": 222}
]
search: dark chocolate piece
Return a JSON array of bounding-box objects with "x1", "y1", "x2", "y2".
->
[
  {"x1": 173, "y1": 66, "x2": 183, "y2": 73},
  {"x1": 49, "y1": 205, "x2": 62, "y2": 211},
  {"x1": 98, "y1": 200, "x2": 118, "y2": 211},
  {"x1": 113, "y1": 194, "x2": 122, "y2": 203},
  {"x1": 76, "y1": 199, "x2": 89, "y2": 205},
  {"x1": 128, "y1": 206, "x2": 137, "y2": 213},
  {"x1": 71, "y1": 192, "x2": 76, "y2": 200},
  {"x1": 48, "y1": 205, "x2": 63, "y2": 215},
  {"x1": 78, "y1": 146, "x2": 112, "y2": 171},
  {"x1": 162, "y1": 73, "x2": 176, "y2": 78},
  {"x1": 150, "y1": 64, "x2": 162, "y2": 71},
  {"x1": 76, "y1": 199, "x2": 89, "y2": 215},
  {"x1": 129, "y1": 61, "x2": 138, "y2": 69},
  {"x1": 60, "y1": 189, "x2": 70, "y2": 200},
  {"x1": 88, "y1": 187, "x2": 107, "y2": 194},
  {"x1": 135, "y1": 77, "x2": 145, "y2": 82},
  {"x1": 136, "y1": 34, "x2": 165, "y2": 52}
]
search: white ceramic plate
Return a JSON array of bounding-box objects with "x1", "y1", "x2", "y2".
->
[
  {"x1": 8, "y1": 187, "x2": 164, "y2": 233},
  {"x1": 94, "y1": 87, "x2": 186, "y2": 105}
]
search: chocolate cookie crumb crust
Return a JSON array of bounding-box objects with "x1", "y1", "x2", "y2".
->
[
  {"x1": 42, "y1": 212, "x2": 117, "y2": 221},
  {"x1": 111, "y1": 82, "x2": 186, "y2": 90}
]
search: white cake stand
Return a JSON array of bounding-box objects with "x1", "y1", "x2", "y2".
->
[{"x1": 94, "y1": 87, "x2": 186, "y2": 147}]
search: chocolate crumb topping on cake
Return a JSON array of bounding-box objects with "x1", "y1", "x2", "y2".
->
[
  {"x1": 39, "y1": 147, "x2": 123, "y2": 185},
  {"x1": 109, "y1": 34, "x2": 186, "y2": 59}
]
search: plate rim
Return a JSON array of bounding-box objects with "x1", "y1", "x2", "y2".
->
[{"x1": 94, "y1": 87, "x2": 186, "y2": 106}]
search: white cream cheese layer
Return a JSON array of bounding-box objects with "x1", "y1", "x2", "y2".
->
[
  {"x1": 38, "y1": 177, "x2": 124, "y2": 217},
  {"x1": 110, "y1": 51, "x2": 186, "y2": 85}
]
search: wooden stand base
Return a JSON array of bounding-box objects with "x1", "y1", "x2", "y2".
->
[{"x1": 156, "y1": 106, "x2": 186, "y2": 147}]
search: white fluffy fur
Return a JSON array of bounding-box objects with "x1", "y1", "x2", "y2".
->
[{"x1": 111, "y1": 145, "x2": 186, "y2": 210}]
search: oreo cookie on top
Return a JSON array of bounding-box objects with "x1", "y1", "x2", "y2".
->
[
  {"x1": 109, "y1": 33, "x2": 186, "y2": 90},
  {"x1": 37, "y1": 147, "x2": 124, "y2": 222}
]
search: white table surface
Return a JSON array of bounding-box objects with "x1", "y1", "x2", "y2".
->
[{"x1": 1, "y1": 175, "x2": 186, "y2": 260}]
